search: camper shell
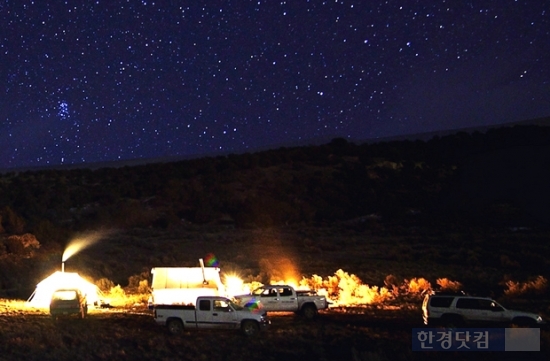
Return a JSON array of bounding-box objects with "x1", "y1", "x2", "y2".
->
[{"x1": 150, "y1": 267, "x2": 225, "y2": 306}]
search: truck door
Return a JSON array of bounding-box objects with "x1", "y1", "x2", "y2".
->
[
  {"x1": 195, "y1": 299, "x2": 213, "y2": 328},
  {"x1": 258, "y1": 287, "x2": 280, "y2": 311},
  {"x1": 278, "y1": 287, "x2": 298, "y2": 311},
  {"x1": 456, "y1": 298, "x2": 504, "y2": 324},
  {"x1": 212, "y1": 299, "x2": 239, "y2": 329},
  {"x1": 195, "y1": 299, "x2": 237, "y2": 329}
]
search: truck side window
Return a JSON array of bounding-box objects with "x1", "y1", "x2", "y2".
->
[
  {"x1": 199, "y1": 300, "x2": 211, "y2": 311},
  {"x1": 253, "y1": 288, "x2": 268, "y2": 296},
  {"x1": 456, "y1": 298, "x2": 476, "y2": 309},
  {"x1": 214, "y1": 300, "x2": 230, "y2": 311},
  {"x1": 265, "y1": 289, "x2": 277, "y2": 297},
  {"x1": 280, "y1": 288, "x2": 292, "y2": 296}
]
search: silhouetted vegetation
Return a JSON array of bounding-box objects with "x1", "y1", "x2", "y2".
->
[
  {"x1": 0, "y1": 124, "x2": 549, "y2": 296},
  {"x1": 1, "y1": 124, "x2": 549, "y2": 238}
]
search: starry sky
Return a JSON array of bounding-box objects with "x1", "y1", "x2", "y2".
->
[{"x1": 1, "y1": 0, "x2": 549, "y2": 170}]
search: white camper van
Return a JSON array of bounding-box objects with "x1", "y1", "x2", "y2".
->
[{"x1": 150, "y1": 266, "x2": 225, "y2": 306}]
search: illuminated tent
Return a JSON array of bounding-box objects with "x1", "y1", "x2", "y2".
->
[
  {"x1": 151, "y1": 267, "x2": 225, "y2": 306},
  {"x1": 27, "y1": 271, "x2": 104, "y2": 308}
]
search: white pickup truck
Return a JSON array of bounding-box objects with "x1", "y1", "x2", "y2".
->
[
  {"x1": 234, "y1": 285, "x2": 330, "y2": 319},
  {"x1": 153, "y1": 296, "x2": 270, "y2": 336}
]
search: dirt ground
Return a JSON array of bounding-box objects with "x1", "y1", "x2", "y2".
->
[{"x1": 0, "y1": 301, "x2": 548, "y2": 361}]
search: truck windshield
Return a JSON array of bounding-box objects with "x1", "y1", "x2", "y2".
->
[
  {"x1": 52, "y1": 290, "x2": 78, "y2": 301},
  {"x1": 228, "y1": 299, "x2": 244, "y2": 310}
]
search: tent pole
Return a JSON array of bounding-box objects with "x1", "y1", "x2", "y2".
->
[
  {"x1": 199, "y1": 258, "x2": 208, "y2": 285},
  {"x1": 27, "y1": 289, "x2": 36, "y2": 303}
]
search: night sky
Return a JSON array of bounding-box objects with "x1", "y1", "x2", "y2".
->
[{"x1": 2, "y1": 1, "x2": 549, "y2": 170}]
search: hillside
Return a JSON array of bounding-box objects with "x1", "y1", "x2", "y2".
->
[
  {"x1": 2, "y1": 123, "x2": 550, "y2": 230},
  {"x1": 0, "y1": 123, "x2": 550, "y2": 297}
]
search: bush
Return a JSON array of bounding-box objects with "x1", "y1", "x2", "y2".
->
[
  {"x1": 383, "y1": 274, "x2": 400, "y2": 296},
  {"x1": 137, "y1": 279, "x2": 149, "y2": 294},
  {"x1": 299, "y1": 269, "x2": 393, "y2": 306},
  {"x1": 503, "y1": 275, "x2": 548, "y2": 298},
  {"x1": 103, "y1": 283, "x2": 150, "y2": 307},
  {"x1": 405, "y1": 278, "x2": 431, "y2": 295},
  {"x1": 96, "y1": 277, "x2": 115, "y2": 292},
  {"x1": 3, "y1": 234, "x2": 40, "y2": 257},
  {"x1": 436, "y1": 278, "x2": 463, "y2": 292},
  {"x1": 127, "y1": 271, "x2": 151, "y2": 293}
]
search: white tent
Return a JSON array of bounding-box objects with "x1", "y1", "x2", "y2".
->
[
  {"x1": 27, "y1": 271, "x2": 104, "y2": 308},
  {"x1": 151, "y1": 267, "x2": 225, "y2": 306}
]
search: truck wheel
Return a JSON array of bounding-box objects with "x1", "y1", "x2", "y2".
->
[
  {"x1": 167, "y1": 319, "x2": 184, "y2": 335},
  {"x1": 302, "y1": 304, "x2": 317, "y2": 319},
  {"x1": 241, "y1": 320, "x2": 259, "y2": 336},
  {"x1": 511, "y1": 317, "x2": 536, "y2": 328}
]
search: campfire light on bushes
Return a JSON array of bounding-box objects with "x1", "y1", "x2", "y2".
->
[
  {"x1": 297, "y1": 269, "x2": 394, "y2": 306},
  {"x1": 223, "y1": 273, "x2": 248, "y2": 296},
  {"x1": 224, "y1": 267, "x2": 466, "y2": 308}
]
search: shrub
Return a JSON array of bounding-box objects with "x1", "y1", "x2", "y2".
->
[
  {"x1": 137, "y1": 279, "x2": 149, "y2": 294},
  {"x1": 299, "y1": 269, "x2": 393, "y2": 306},
  {"x1": 383, "y1": 274, "x2": 400, "y2": 296},
  {"x1": 127, "y1": 272, "x2": 151, "y2": 293},
  {"x1": 436, "y1": 278, "x2": 462, "y2": 292},
  {"x1": 503, "y1": 275, "x2": 548, "y2": 297},
  {"x1": 405, "y1": 278, "x2": 431, "y2": 295},
  {"x1": 104, "y1": 284, "x2": 126, "y2": 306},
  {"x1": 104, "y1": 283, "x2": 151, "y2": 307},
  {"x1": 3, "y1": 234, "x2": 40, "y2": 257},
  {"x1": 96, "y1": 277, "x2": 115, "y2": 292}
]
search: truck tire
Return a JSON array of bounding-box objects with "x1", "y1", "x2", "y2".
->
[
  {"x1": 167, "y1": 319, "x2": 184, "y2": 335},
  {"x1": 302, "y1": 304, "x2": 317, "y2": 319},
  {"x1": 241, "y1": 320, "x2": 259, "y2": 336},
  {"x1": 511, "y1": 317, "x2": 537, "y2": 328}
]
